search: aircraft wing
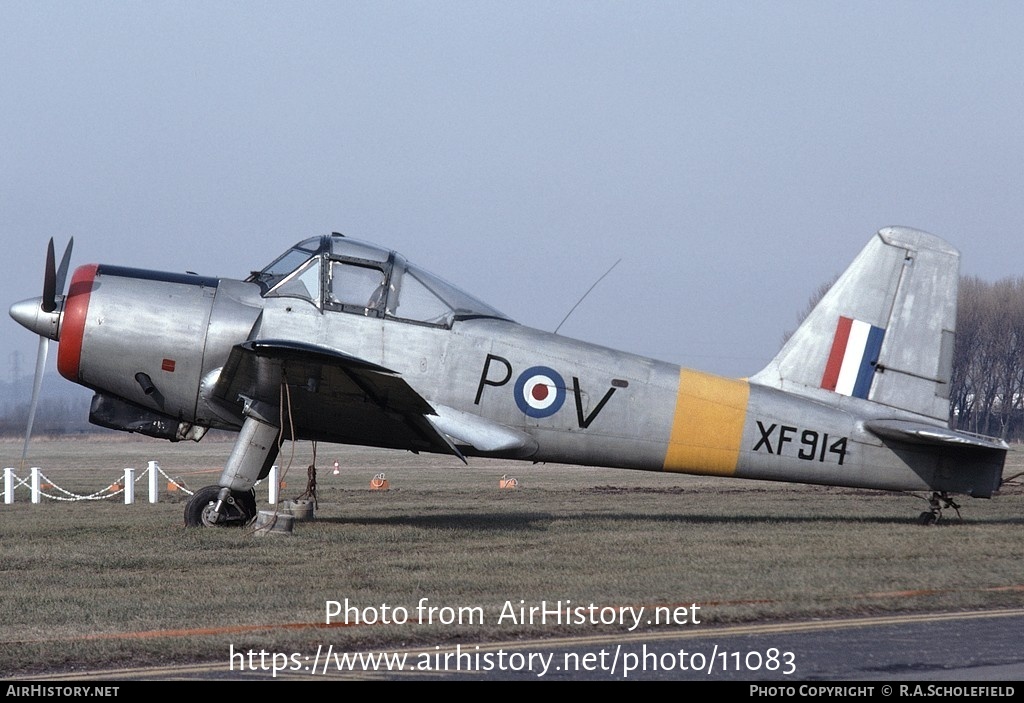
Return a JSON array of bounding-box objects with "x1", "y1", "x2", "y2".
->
[{"x1": 211, "y1": 339, "x2": 468, "y2": 460}]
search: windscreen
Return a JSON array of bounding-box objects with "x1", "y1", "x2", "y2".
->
[{"x1": 247, "y1": 236, "x2": 322, "y2": 292}]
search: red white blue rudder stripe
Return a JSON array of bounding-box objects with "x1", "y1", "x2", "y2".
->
[{"x1": 820, "y1": 316, "x2": 886, "y2": 399}]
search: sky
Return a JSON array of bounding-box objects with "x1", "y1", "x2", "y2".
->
[{"x1": 3, "y1": 1, "x2": 1024, "y2": 389}]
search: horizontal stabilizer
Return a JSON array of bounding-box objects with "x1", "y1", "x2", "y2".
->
[{"x1": 865, "y1": 419, "x2": 1009, "y2": 451}]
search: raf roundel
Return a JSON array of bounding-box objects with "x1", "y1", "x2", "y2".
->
[{"x1": 514, "y1": 366, "x2": 566, "y2": 418}]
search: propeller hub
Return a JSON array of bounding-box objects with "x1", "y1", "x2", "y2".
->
[{"x1": 10, "y1": 297, "x2": 62, "y2": 341}]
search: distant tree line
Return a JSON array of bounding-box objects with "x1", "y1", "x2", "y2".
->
[
  {"x1": 950, "y1": 276, "x2": 1024, "y2": 440},
  {"x1": 0, "y1": 393, "x2": 94, "y2": 438}
]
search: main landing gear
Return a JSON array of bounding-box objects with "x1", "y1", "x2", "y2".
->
[
  {"x1": 183, "y1": 409, "x2": 280, "y2": 528},
  {"x1": 917, "y1": 491, "x2": 961, "y2": 525},
  {"x1": 184, "y1": 485, "x2": 257, "y2": 527}
]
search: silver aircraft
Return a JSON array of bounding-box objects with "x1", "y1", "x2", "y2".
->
[{"x1": 9, "y1": 226, "x2": 1007, "y2": 526}]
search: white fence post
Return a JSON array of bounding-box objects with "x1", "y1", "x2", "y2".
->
[
  {"x1": 31, "y1": 467, "x2": 41, "y2": 504},
  {"x1": 124, "y1": 468, "x2": 135, "y2": 505},
  {"x1": 268, "y1": 465, "x2": 279, "y2": 504},
  {"x1": 4, "y1": 468, "x2": 13, "y2": 504},
  {"x1": 148, "y1": 460, "x2": 159, "y2": 504}
]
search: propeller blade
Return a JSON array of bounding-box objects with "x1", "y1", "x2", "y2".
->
[
  {"x1": 41, "y1": 238, "x2": 57, "y2": 313},
  {"x1": 21, "y1": 336, "x2": 50, "y2": 465},
  {"x1": 55, "y1": 237, "x2": 75, "y2": 297}
]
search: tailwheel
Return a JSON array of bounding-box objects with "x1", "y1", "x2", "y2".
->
[
  {"x1": 184, "y1": 485, "x2": 257, "y2": 527},
  {"x1": 916, "y1": 491, "x2": 961, "y2": 526}
]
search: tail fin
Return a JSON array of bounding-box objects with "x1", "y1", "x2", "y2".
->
[{"x1": 751, "y1": 226, "x2": 958, "y2": 422}]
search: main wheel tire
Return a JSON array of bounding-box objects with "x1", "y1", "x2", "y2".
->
[
  {"x1": 917, "y1": 511, "x2": 937, "y2": 526},
  {"x1": 184, "y1": 485, "x2": 257, "y2": 527}
]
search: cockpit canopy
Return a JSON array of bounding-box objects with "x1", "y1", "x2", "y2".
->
[{"x1": 247, "y1": 234, "x2": 512, "y2": 328}]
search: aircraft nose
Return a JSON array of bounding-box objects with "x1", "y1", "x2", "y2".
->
[{"x1": 9, "y1": 296, "x2": 61, "y2": 340}]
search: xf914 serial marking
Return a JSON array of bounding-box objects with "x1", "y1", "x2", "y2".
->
[
  {"x1": 10, "y1": 226, "x2": 1007, "y2": 526},
  {"x1": 752, "y1": 422, "x2": 848, "y2": 465}
]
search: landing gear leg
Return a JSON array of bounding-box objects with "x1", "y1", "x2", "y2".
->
[
  {"x1": 917, "y1": 491, "x2": 962, "y2": 525},
  {"x1": 184, "y1": 409, "x2": 280, "y2": 528}
]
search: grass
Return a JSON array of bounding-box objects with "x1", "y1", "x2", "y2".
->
[{"x1": 1, "y1": 435, "x2": 1023, "y2": 677}]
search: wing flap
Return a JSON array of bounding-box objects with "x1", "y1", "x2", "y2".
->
[{"x1": 426, "y1": 403, "x2": 538, "y2": 457}]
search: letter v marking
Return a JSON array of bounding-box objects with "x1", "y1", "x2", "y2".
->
[{"x1": 572, "y1": 377, "x2": 617, "y2": 429}]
